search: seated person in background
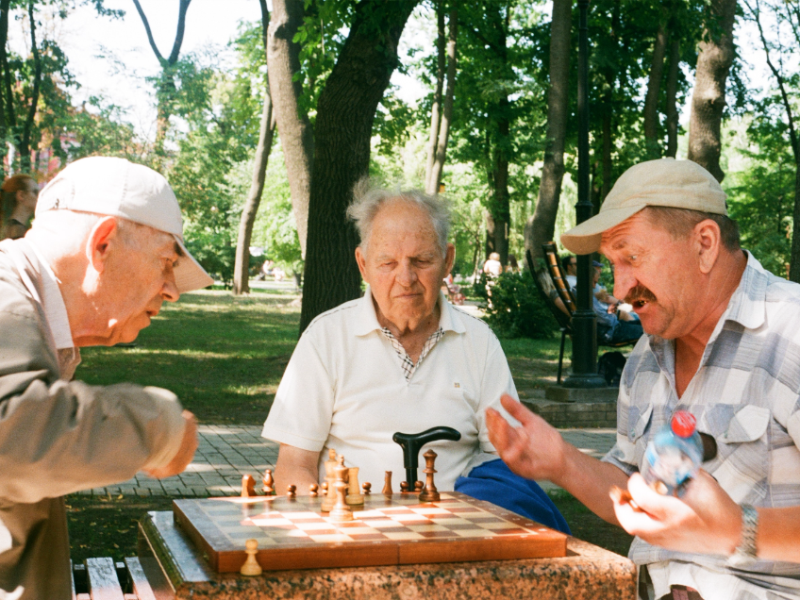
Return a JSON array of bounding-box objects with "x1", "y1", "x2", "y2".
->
[
  {"x1": 588, "y1": 261, "x2": 643, "y2": 344},
  {"x1": 262, "y1": 182, "x2": 568, "y2": 533},
  {"x1": 1, "y1": 174, "x2": 39, "y2": 240},
  {"x1": 562, "y1": 254, "x2": 578, "y2": 288}
]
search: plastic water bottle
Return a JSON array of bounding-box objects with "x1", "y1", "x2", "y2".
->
[{"x1": 642, "y1": 410, "x2": 703, "y2": 496}]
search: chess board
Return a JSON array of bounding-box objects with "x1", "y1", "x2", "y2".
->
[{"x1": 173, "y1": 492, "x2": 567, "y2": 573}]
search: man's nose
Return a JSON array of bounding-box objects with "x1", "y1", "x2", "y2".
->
[
  {"x1": 396, "y1": 261, "x2": 418, "y2": 286},
  {"x1": 162, "y1": 274, "x2": 180, "y2": 302},
  {"x1": 612, "y1": 266, "x2": 636, "y2": 300}
]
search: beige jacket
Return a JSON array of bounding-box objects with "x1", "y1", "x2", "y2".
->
[{"x1": 0, "y1": 239, "x2": 186, "y2": 600}]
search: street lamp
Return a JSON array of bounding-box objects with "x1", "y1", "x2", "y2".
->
[{"x1": 563, "y1": 0, "x2": 606, "y2": 389}]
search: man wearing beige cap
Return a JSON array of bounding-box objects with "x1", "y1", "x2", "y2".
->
[
  {"x1": 0, "y1": 157, "x2": 213, "y2": 600},
  {"x1": 487, "y1": 158, "x2": 800, "y2": 599}
]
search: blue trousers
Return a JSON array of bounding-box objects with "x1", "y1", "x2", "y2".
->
[{"x1": 454, "y1": 458, "x2": 571, "y2": 534}]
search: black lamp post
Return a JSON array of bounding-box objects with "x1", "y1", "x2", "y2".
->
[{"x1": 563, "y1": 0, "x2": 606, "y2": 389}]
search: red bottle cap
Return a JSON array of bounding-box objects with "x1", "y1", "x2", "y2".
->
[{"x1": 671, "y1": 411, "x2": 696, "y2": 438}]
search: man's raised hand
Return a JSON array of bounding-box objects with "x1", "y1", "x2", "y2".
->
[{"x1": 486, "y1": 394, "x2": 567, "y2": 483}]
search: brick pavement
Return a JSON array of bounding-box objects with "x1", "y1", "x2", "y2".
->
[{"x1": 77, "y1": 425, "x2": 616, "y2": 497}]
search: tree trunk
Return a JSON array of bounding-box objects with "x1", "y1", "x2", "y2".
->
[
  {"x1": 299, "y1": 0, "x2": 419, "y2": 334},
  {"x1": 665, "y1": 36, "x2": 680, "y2": 157},
  {"x1": 132, "y1": 0, "x2": 192, "y2": 161},
  {"x1": 687, "y1": 0, "x2": 737, "y2": 182},
  {"x1": 233, "y1": 0, "x2": 276, "y2": 296},
  {"x1": 424, "y1": 1, "x2": 445, "y2": 193},
  {"x1": 427, "y1": 4, "x2": 458, "y2": 196},
  {"x1": 525, "y1": 0, "x2": 572, "y2": 263},
  {"x1": 18, "y1": 0, "x2": 41, "y2": 173},
  {"x1": 643, "y1": 22, "x2": 668, "y2": 157},
  {"x1": 491, "y1": 98, "x2": 510, "y2": 265},
  {"x1": 268, "y1": 0, "x2": 314, "y2": 257}
]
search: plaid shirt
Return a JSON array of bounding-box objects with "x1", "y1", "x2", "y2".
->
[
  {"x1": 604, "y1": 253, "x2": 800, "y2": 600},
  {"x1": 381, "y1": 326, "x2": 445, "y2": 381}
]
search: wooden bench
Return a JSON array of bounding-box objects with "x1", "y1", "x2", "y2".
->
[{"x1": 72, "y1": 557, "x2": 159, "y2": 600}]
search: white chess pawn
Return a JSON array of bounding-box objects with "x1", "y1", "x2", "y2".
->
[{"x1": 240, "y1": 538, "x2": 263, "y2": 576}]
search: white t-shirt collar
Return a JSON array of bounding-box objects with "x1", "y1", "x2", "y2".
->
[{"x1": 26, "y1": 240, "x2": 74, "y2": 350}]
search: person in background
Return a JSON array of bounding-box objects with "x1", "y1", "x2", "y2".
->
[
  {"x1": 1, "y1": 174, "x2": 39, "y2": 240},
  {"x1": 483, "y1": 252, "x2": 503, "y2": 278},
  {"x1": 505, "y1": 254, "x2": 520, "y2": 273}
]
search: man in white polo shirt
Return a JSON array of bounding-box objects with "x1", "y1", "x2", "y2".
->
[{"x1": 262, "y1": 184, "x2": 568, "y2": 532}]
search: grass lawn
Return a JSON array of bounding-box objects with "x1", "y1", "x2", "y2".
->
[
  {"x1": 67, "y1": 290, "x2": 634, "y2": 565},
  {"x1": 76, "y1": 289, "x2": 570, "y2": 423}
]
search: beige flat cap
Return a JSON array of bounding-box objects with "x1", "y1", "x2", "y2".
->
[{"x1": 560, "y1": 158, "x2": 727, "y2": 255}]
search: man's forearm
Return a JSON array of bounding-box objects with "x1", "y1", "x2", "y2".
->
[
  {"x1": 552, "y1": 444, "x2": 629, "y2": 525},
  {"x1": 758, "y1": 506, "x2": 800, "y2": 563}
]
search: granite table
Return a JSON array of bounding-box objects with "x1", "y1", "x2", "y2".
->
[{"x1": 137, "y1": 510, "x2": 638, "y2": 600}]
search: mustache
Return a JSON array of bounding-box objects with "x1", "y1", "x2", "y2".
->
[{"x1": 624, "y1": 285, "x2": 657, "y2": 305}]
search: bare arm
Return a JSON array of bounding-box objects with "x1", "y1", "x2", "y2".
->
[
  {"x1": 274, "y1": 443, "x2": 320, "y2": 495},
  {"x1": 613, "y1": 470, "x2": 800, "y2": 563},
  {"x1": 486, "y1": 395, "x2": 628, "y2": 524}
]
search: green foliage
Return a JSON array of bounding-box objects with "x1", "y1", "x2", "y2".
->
[
  {"x1": 474, "y1": 271, "x2": 558, "y2": 339},
  {"x1": 725, "y1": 107, "x2": 795, "y2": 277}
]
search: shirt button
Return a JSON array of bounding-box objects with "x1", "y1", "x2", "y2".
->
[{"x1": 630, "y1": 428, "x2": 636, "y2": 437}]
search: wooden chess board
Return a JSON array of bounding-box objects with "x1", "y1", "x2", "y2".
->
[{"x1": 173, "y1": 492, "x2": 567, "y2": 573}]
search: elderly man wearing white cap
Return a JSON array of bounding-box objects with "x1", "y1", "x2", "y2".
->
[
  {"x1": 0, "y1": 157, "x2": 213, "y2": 600},
  {"x1": 487, "y1": 158, "x2": 800, "y2": 599}
]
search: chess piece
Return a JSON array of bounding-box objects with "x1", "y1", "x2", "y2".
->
[
  {"x1": 241, "y1": 474, "x2": 256, "y2": 498},
  {"x1": 321, "y1": 482, "x2": 328, "y2": 493},
  {"x1": 309, "y1": 483, "x2": 319, "y2": 497},
  {"x1": 382, "y1": 471, "x2": 393, "y2": 495},
  {"x1": 400, "y1": 481, "x2": 409, "y2": 493},
  {"x1": 321, "y1": 450, "x2": 338, "y2": 512},
  {"x1": 419, "y1": 449, "x2": 440, "y2": 502},
  {"x1": 415, "y1": 481, "x2": 423, "y2": 492},
  {"x1": 287, "y1": 484, "x2": 297, "y2": 498},
  {"x1": 362, "y1": 482, "x2": 371, "y2": 495},
  {"x1": 262, "y1": 469, "x2": 275, "y2": 496},
  {"x1": 346, "y1": 467, "x2": 364, "y2": 506},
  {"x1": 329, "y1": 457, "x2": 354, "y2": 523},
  {"x1": 240, "y1": 539, "x2": 263, "y2": 576}
]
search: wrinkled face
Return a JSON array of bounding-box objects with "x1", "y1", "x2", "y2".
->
[
  {"x1": 91, "y1": 228, "x2": 181, "y2": 345},
  {"x1": 356, "y1": 201, "x2": 454, "y2": 330},
  {"x1": 599, "y1": 211, "x2": 702, "y2": 340}
]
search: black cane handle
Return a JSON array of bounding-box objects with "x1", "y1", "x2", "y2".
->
[{"x1": 392, "y1": 426, "x2": 462, "y2": 486}]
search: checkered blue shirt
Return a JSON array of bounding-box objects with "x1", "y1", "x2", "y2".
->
[{"x1": 603, "y1": 252, "x2": 800, "y2": 599}]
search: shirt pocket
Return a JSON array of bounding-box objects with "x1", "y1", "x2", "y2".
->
[{"x1": 699, "y1": 403, "x2": 770, "y2": 503}]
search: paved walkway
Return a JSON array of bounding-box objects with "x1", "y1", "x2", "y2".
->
[{"x1": 76, "y1": 425, "x2": 615, "y2": 497}]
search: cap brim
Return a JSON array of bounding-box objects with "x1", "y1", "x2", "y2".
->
[
  {"x1": 560, "y1": 205, "x2": 645, "y2": 255},
  {"x1": 173, "y1": 237, "x2": 214, "y2": 293}
]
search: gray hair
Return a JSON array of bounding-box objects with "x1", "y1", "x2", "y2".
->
[{"x1": 346, "y1": 179, "x2": 451, "y2": 256}]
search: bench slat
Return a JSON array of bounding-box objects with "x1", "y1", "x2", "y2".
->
[
  {"x1": 85, "y1": 557, "x2": 125, "y2": 600},
  {"x1": 123, "y1": 557, "x2": 159, "y2": 600}
]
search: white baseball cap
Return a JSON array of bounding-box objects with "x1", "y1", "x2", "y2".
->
[
  {"x1": 561, "y1": 158, "x2": 727, "y2": 255},
  {"x1": 36, "y1": 156, "x2": 214, "y2": 292}
]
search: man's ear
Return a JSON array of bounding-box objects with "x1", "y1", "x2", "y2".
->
[
  {"x1": 355, "y1": 245, "x2": 368, "y2": 280},
  {"x1": 444, "y1": 243, "x2": 455, "y2": 276},
  {"x1": 85, "y1": 216, "x2": 119, "y2": 273},
  {"x1": 695, "y1": 219, "x2": 721, "y2": 274}
]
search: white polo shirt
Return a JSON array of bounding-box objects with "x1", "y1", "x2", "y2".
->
[{"x1": 262, "y1": 288, "x2": 518, "y2": 491}]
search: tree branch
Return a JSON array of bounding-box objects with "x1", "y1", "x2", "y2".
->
[
  {"x1": 167, "y1": 0, "x2": 192, "y2": 65},
  {"x1": 21, "y1": 0, "x2": 42, "y2": 164},
  {"x1": 132, "y1": 0, "x2": 164, "y2": 65},
  {"x1": 745, "y1": 0, "x2": 799, "y2": 159}
]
